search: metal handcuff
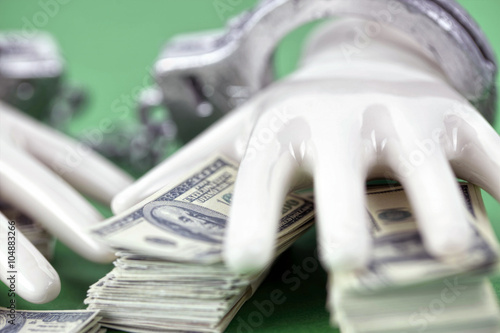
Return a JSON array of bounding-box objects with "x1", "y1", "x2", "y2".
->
[
  {"x1": 0, "y1": 32, "x2": 172, "y2": 175},
  {"x1": 2, "y1": 0, "x2": 496, "y2": 174},
  {"x1": 142, "y1": 0, "x2": 497, "y2": 143},
  {"x1": 0, "y1": 32, "x2": 85, "y2": 128}
]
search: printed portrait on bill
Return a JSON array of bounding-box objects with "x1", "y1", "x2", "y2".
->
[{"x1": 143, "y1": 201, "x2": 227, "y2": 243}]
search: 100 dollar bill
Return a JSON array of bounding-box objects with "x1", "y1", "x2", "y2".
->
[
  {"x1": 90, "y1": 155, "x2": 314, "y2": 264},
  {"x1": 336, "y1": 182, "x2": 500, "y2": 293},
  {"x1": 0, "y1": 307, "x2": 101, "y2": 333}
]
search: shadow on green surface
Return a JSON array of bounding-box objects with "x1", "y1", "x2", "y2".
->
[{"x1": 226, "y1": 227, "x2": 337, "y2": 333}]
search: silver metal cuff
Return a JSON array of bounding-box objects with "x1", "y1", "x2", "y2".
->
[{"x1": 152, "y1": 0, "x2": 497, "y2": 142}]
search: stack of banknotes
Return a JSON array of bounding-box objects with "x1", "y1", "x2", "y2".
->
[
  {"x1": 0, "y1": 201, "x2": 54, "y2": 259},
  {"x1": 0, "y1": 307, "x2": 104, "y2": 332},
  {"x1": 84, "y1": 152, "x2": 500, "y2": 332},
  {"x1": 328, "y1": 183, "x2": 500, "y2": 333},
  {"x1": 85, "y1": 155, "x2": 315, "y2": 332}
]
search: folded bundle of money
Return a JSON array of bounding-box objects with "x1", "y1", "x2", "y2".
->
[
  {"x1": 0, "y1": 307, "x2": 104, "y2": 332},
  {"x1": 329, "y1": 183, "x2": 500, "y2": 333},
  {"x1": 85, "y1": 155, "x2": 315, "y2": 332},
  {"x1": 0, "y1": 201, "x2": 54, "y2": 259}
]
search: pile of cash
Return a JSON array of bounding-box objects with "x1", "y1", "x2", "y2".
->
[
  {"x1": 84, "y1": 151, "x2": 500, "y2": 332},
  {"x1": 329, "y1": 183, "x2": 500, "y2": 333},
  {"x1": 0, "y1": 201, "x2": 54, "y2": 259},
  {"x1": 0, "y1": 307, "x2": 104, "y2": 332},
  {"x1": 85, "y1": 155, "x2": 315, "y2": 332}
]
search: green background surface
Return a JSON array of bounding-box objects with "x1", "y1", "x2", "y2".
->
[{"x1": 0, "y1": 1, "x2": 499, "y2": 332}]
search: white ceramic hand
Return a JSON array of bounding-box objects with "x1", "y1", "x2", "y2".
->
[
  {"x1": 112, "y1": 19, "x2": 500, "y2": 273},
  {"x1": 0, "y1": 102, "x2": 133, "y2": 303}
]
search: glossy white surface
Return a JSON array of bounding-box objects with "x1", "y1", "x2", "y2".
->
[
  {"x1": 0, "y1": 101, "x2": 133, "y2": 302},
  {"x1": 114, "y1": 19, "x2": 500, "y2": 273},
  {"x1": 0, "y1": 212, "x2": 60, "y2": 303},
  {"x1": 0, "y1": 104, "x2": 133, "y2": 204}
]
